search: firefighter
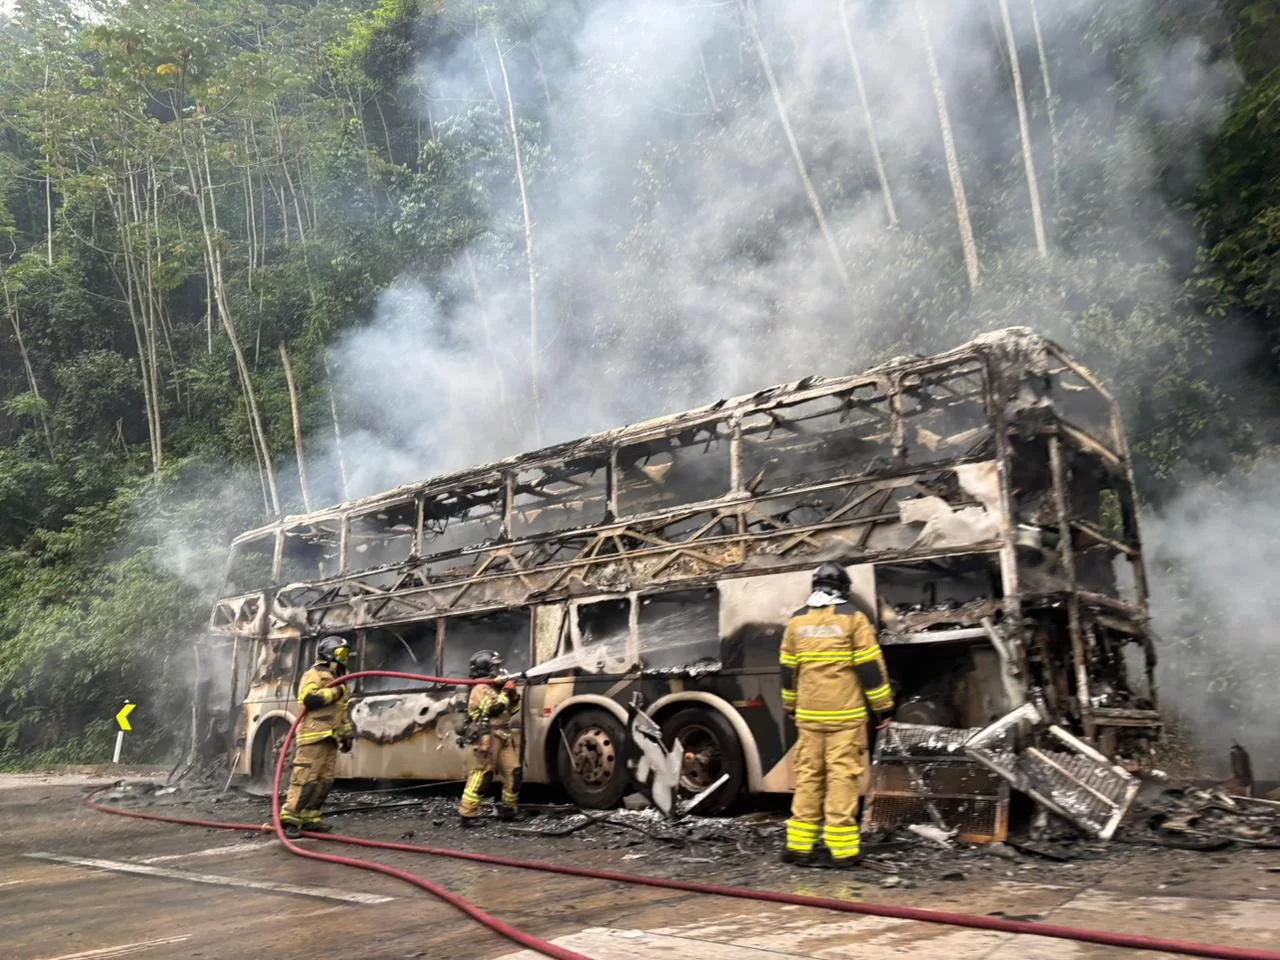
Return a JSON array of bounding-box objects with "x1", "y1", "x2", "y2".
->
[
  {"x1": 780, "y1": 562, "x2": 894, "y2": 868},
  {"x1": 280, "y1": 635, "x2": 353, "y2": 840},
  {"x1": 458, "y1": 650, "x2": 522, "y2": 827}
]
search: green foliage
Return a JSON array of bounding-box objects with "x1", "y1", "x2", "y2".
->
[
  {"x1": 328, "y1": 0, "x2": 425, "y2": 90},
  {"x1": 0, "y1": 0, "x2": 1277, "y2": 767}
]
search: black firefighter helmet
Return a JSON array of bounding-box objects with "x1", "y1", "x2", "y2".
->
[
  {"x1": 812, "y1": 561, "x2": 851, "y2": 597},
  {"x1": 317, "y1": 635, "x2": 350, "y2": 667},
  {"x1": 469, "y1": 649, "x2": 504, "y2": 679}
]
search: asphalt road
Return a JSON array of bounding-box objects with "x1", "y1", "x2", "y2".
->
[{"x1": 2, "y1": 773, "x2": 1277, "y2": 960}]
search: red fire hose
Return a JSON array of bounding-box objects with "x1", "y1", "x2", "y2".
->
[{"x1": 82, "y1": 669, "x2": 1280, "y2": 960}]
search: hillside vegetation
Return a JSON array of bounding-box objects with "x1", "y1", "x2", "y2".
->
[{"x1": 1, "y1": 0, "x2": 1278, "y2": 766}]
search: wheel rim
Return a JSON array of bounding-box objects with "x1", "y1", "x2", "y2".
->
[
  {"x1": 676, "y1": 723, "x2": 722, "y2": 793},
  {"x1": 570, "y1": 726, "x2": 617, "y2": 788}
]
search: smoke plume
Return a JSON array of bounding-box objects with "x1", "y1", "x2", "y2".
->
[
  {"x1": 319, "y1": 0, "x2": 1239, "y2": 495},
  {"x1": 1144, "y1": 459, "x2": 1280, "y2": 779},
  {"x1": 219, "y1": 0, "x2": 1264, "y2": 771}
]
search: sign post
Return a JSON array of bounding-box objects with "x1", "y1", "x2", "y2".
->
[{"x1": 113, "y1": 700, "x2": 135, "y2": 764}]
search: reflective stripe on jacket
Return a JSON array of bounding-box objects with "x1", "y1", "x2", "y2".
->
[
  {"x1": 780, "y1": 602, "x2": 894, "y2": 731},
  {"x1": 467, "y1": 682, "x2": 516, "y2": 732},
  {"x1": 296, "y1": 663, "x2": 351, "y2": 745}
]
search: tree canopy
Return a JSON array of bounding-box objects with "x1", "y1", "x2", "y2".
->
[{"x1": 1, "y1": 0, "x2": 1277, "y2": 767}]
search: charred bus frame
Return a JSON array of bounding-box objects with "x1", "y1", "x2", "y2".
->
[{"x1": 210, "y1": 327, "x2": 1160, "y2": 811}]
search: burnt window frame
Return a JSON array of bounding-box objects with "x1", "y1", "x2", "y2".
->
[
  {"x1": 420, "y1": 475, "x2": 507, "y2": 555},
  {"x1": 1043, "y1": 344, "x2": 1123, "y2": 455},
  {"x1": 635, "y1": 586, "x2": 722, "y2": 671},
  {"x1": 612, "y1": 418, "x2": 735, "y2": 520},
  {"x1": 355, "y1": 623, "x2": 441, "y2": 694},
  {"x1": 565, "y1": 593, "x2": 637, "y2": 673},
  {"x1": 280, "y1": 514, "x2": 344, "y2": 584},
  {"x1": 223, "y1": 530, "x2": 280, "y2": 596},
  {"x1": 508, "y1": 453, "x2": 611, "y2": 539},
  {"x1": 439, "y1": 607, "x2": 534, "y2": 679},
  {"x1": 739, "y1": 380, "x2": 896, "y2": 495},
  {"x1": 344, "y1": 498, "x2": 419, "y2": 573},
  {"x1": 896, "y1": 360, "x2": 993, "y2": 469}
]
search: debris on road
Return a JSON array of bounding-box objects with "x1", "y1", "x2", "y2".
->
[
  {"x1": 965, "y1": 702, "x2": 1140, "y2": 840},
  {"x1": 1227, "y1": 743, "x2": 1255, "y2": 797},
  {"x1": 906, "y1": 823, "x2": 956, "y2": 847},
  {"x1": 862, "y1": 722, "x2": 1008, "y2": 843},
  {"x1": 1123, "y1": 785, "x2": 1280, "y2": 850}
]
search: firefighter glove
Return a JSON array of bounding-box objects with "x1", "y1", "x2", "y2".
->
[
  {"x1": 338, "y1": 734, "x2": 353, "y2": 753},
  {"x1": 302, "y1": 692, "x2": 329, "y2": 710}
]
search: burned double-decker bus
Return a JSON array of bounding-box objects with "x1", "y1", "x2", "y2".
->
[{"x1": 209, "y1": 327, "x2": 1158, "y2": 817}]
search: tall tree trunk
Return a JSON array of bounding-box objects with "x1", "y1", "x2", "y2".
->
[
  {"x1": 493, "y1": 33, "x2": 543, "y2": 445},
  {"x1": 272, "y1": 111, "x2": 309, "y2": 249},
  {"x1": 0, "y1": 267, "x2": 55, "y2": 460},
  {"x1": 109, "y1": 173, "x2": 162, "y2": 473},
  {"x1": 322, "y1": 353, "x2": 350, "y2": 501},
  {"x1": 999, "y1": 0, "x2": 1047, "y2": 257},
  {"x1": 697, "y1": 41, "x2": 719, "y2": 112},
  {"x1": 279, "y1": 343, "x2": 312, "y2": 512},
  {"x1": 128, "y1": 167, "x2": 165, "y2": 466},
  {"x1": 243, "y1": 165, "x2": 257, "y2": 295},
  {"x1": 44, "y1": 66, "x2": 53, "y2": 267},
  {"x1": 740, "y1": 0, "x2": 853, "y2": 295},
  {"x1": 179, "y1": 105, "x2": 280, "y2": 514},
  {"x1": 530, "y1": 37, "x2": 554, "y2": 107},
  {"x1": 1027, "y1": 0, "x2": 1061, "y2": 210},
  {"x1": 915, "y1": 0, "x2": 980, "y2": 289},
  {"x1": 373, "y1": 94, "x2": 395, "y2": 164},
  {"x1": 465, "y1": 249, "x2": 517, "y2": 440},
  {"x1": 837, "y1": 0, "x2": 897, "y2": 226}
]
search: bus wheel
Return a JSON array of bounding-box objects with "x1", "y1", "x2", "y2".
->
[
  {"x1": 557, "y1": 709, "x2": 628, "y2": 809},
  {"x1": 249, "y1": 719, "x2": 291, "y2": 795},
  {"x1": 660, "y1": 707, "x2": 744, "y2": 816}
]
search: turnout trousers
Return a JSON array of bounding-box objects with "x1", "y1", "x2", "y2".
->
[
  {"x1": 459, "y1": 730, "x2": 521, "y2": 818},
  {"x1": 281, "y1": 739, "x2": 338, "y2": 828},
  {"x1": 785, "y1": 724, "x2": 869, "y2": 861}
]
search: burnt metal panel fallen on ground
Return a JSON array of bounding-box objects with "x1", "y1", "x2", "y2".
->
[{"x1": 965, "y1": 703, "x2": 1140, "y2": 840}]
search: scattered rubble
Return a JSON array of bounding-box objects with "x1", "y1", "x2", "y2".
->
[
  {"x1": 965, "y1": 703, "x2": 1140, "y2": 840},
  {"x1": 1121, "y1": 786, "x2": 1280, "y2": 851},
  {"x1": 93, "y1": 771, "x2": 1279, "y2": 900}
]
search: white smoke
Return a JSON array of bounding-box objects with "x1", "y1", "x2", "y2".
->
[
  {"x1": 1144, "y1": 459, "x2": 1280, "y2": 779},
  {"x1": 291, "y1": 0, "x2": 1261, "y2": 771},
  {"x1": 315, "y1": 0, "x2": 1239, "y2": 500}
]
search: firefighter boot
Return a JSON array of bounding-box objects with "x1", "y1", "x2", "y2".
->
[
  {"x1": 282, "y1": 822, "x2": 304, "y2": 840},
  {"x1": 812, "y1": 847, "x2": 859, "y2": 870},
  {"x1": 497, "y1": 804, "x2": 519, "y2": 822},
  {"x1": 779, "y1": 847, "x2": 816, "y2": 867},
  {"x1": 460, "y1": 815, "x2": 484, "y2": 829}
]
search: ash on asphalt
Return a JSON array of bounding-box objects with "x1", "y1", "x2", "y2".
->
[{"x1": 93, "y1": 775, "x2": 1277, "y2": 901}]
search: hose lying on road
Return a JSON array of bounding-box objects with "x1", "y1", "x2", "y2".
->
[{"x1": 82, "y1": 668, "x2": 1280, "y2": 960}]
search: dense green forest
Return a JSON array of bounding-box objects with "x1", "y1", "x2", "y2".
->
[{"x1": 1, "y1": 0, "x2": 1278, "y2": 770}]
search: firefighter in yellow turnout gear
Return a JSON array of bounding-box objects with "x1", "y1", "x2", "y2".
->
[
  {"x1": 458, "y1": 650, "x2": 522, "y2": 827},
  {"x1": 780, "y1": 563, "x2": 894, "y2": 868},
  {"x1": 281, "y1": 635, "x2": 354, "y2": 839}
]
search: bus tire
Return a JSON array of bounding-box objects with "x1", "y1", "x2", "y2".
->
[
  {"x1": 659, "y1": 707, "x2": 744, "y2": 816},
  {"x1": 250, "y1": 718, "x2": 291, "y2": 795},
  {"x1": 557, "y1": 708, "x2": 629, "y2": 809}
]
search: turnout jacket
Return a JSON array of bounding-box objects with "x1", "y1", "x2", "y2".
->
[
  {"x1": 296, "y1": 663, "x2": 352, "y2": 745},
  {"x1": 467, "y1": 682, "x2": 519, "y2": 732},
  {"x1": 780, "y1": 601, "x2": 894, "y2": 730}
]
